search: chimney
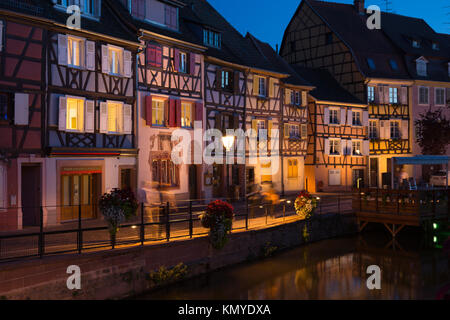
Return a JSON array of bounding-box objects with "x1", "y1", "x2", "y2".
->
[{"x1": 354, "y1": 0, "x2": 365, "y2": 13}]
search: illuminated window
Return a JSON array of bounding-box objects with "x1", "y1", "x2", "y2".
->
[
  {"x1": 55, "y1": 0, "x2": 101, "y2": 17},
  {"x1": 367, "y1": 86, "x2": 375, "y2": 103},
  {"x1": 107, "y1": 102, "x2": 122, "y2": 133},
  {"x1": 221, "y1": 70, "x2": 234, "y2": 91},
  {"x1": 68, "y1": 37, "x2": 83, "y2": 68},
  {"x1": 181, "y1": 102, "x2": 192, "y2": 128},
  {"x1": 152, "y1": 99, "x2": 165, "y2": 126},
  {"x1": 389, "y1": 87, "x2": 398, "y2": 104},
  {"x1": 203, "y1": 29, "x2": 221, "y2": 48},
  {"x1": 66, "y1": 97, "x2": 84, "y2": 131},
  {"x1": 109, "y1": 47, "x2": 123, "y2": 75},
  {"x1": 179, "y1": 51, "x2": 187, "y2": 73}
]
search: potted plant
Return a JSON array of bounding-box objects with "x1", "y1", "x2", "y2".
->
[
  {"x1": 200, "y1": 200, "x2": 234, "y2": 250},
  {"x1": 99, "y1": 188, "x2": 138, "y2": 248},
  {"x1": 294, "y1": 190, "x2": 318, "y2": 220}
]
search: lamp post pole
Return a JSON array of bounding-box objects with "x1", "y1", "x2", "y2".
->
[{"x1": 222, "y1": 135, "x2": 235, "y2": 200}]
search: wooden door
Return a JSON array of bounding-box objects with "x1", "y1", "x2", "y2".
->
[
  {"x1": 61, "y1": 174, "x2": 97, "y2": 221},
  {"x1": 22, "y1": 165, "x2": 41, "y2": 227},
  {"x1": 370, "y1": 158, "x2": 378, "y2": 188}
]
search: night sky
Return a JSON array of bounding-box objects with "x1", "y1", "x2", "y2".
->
[{"x1": 208, "y1": 0, "x2": 450, "y2": 49}]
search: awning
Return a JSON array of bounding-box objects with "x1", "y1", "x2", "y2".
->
[{"x1": 393, "y1": 156, "x2": 450, "y2": 166}]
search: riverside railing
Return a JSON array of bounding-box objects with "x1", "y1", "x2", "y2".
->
[{"x1": 0, "y1": 194, "x2": 352, "y2": 263}]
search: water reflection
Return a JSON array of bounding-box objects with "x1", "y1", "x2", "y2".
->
[{"x1": 138, "y1": 232, "x2": 450, "y2": 300}]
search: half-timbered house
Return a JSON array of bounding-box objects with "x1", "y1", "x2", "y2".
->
[
  {"x1": 379, "y1": 14, "x2": 450, "y2": 181},
  {"x1": 292, "y1": 66, "x2": 368, "y2": 192},
  {"x1": 280, "y1": 0, "x2": 414, "y2": 188},
  {"x1": 111, "y1": 0, "x2": 206, "y2": 203},
  {"x1": 44, "y1": 0, "x2": 140, "y2": 224},
  {"x1": 246, "y1": 34, "x2": 314, "y2": 195},
  {"x1": 0, "y1": 1, "x2": 46, "y2": 230}
]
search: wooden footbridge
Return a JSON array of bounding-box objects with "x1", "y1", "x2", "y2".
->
[{"x1": 353, "y1": 188, "x2": 450, "y2": 237}]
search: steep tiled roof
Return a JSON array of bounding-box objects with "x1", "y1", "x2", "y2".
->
[
  {"x1": 246, "y1": 33, "x2": 312, "y2": 87},
  {"x1": 291, "y1": 65, "x2": 363, "y2": 105},
  {"x1": 294, "y1": 0, "x2": 411, "y2": 80},
  {"x1": 379, "y1": 13, "x2": 450, "y2": 82},
  {"x1": 0, "y1": 0, "x2": 139, "y2": 44}
]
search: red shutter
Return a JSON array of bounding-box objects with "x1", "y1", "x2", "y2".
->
[
  {"x1": 145, "y1": 95, "x2": 152, "y2": 126},
  {"x1": 155, "y1": 47, "x2": 162, "y2": 67},
  {"x1": 169, "y1": 99, "x2": 176, "y2": 127},
  {"x1": 176, "y1": 99, "x2": 182, "y2": 127},
  {"x1": 174, "y1": 49, "x2": 180, "y2": 71},
  {"x1": 195, "y1": 102, "x2": 203, "y2": 125},
  {"x1": 189, "y1": 53, "x2": 196, "y2": 76},
  {"x1": 146, "y1": 45, "x2": 153, "y2": 65}
]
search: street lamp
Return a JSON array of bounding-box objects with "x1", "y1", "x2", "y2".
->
[{"x1": 222, "y1": 135, "x2": 235, "y2": 199}]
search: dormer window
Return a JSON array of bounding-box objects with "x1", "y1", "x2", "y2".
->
[
  {"x1": 203, "y1": 29, "x2": 221, "y2": 48},
  {"x1": 432, "y1": 42, "x2": 439, "y2": 50},
  {"x1": 389, "y1": 59, "x2": 399, "y2": 71},
  {"x1": 416, "y1": 57, "x2": 428, "y2": 76},
  {"x1": 54, "y1": 0, "x2": 101, "y2": 17},
  {"x1": 412, "y1": 39, "x2": 420, "y2": 48},
  {"x1": 367, "y1": 58, "x2": 376, "y2": 70},
  {"x1": 130, "y1": 0, "x2": 178, "y2": 31}
]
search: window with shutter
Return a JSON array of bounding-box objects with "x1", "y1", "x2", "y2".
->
[
  {"x1": 181, "y1": 102, "x2": 193, "y2": 128},
  {"x1": 367, "y1": 86, "x2": 375, "y2": 103},
  {"x1": 66, "y1": 97, "x2": 85, "y2": 132},
  {"x1": 389, "y1": 87, "x2": 398, "y2": 104},
  {"x1": 123, "y1": 104, "x2": 132, "y2": 135},
  {"x1": 301, "y1": 124, "x2": 307, "y2": 140},
  {"x1": 107, "y1": 101, "x2": 122, "y2": 133},
  {"x1": 67, "y1": 36, "x2": 84, "y2": 68},
  {"x1": 85, "y1": 100, "x2": 95, "y2": 133},
  {"x1": 148, "y1": 44, "x2": 162, "y2": 68},
  {"x1": 152, "y1": 99, "x2": 165, "y2": 126},
  {"x1": 85, "y1": 40, "x2": 95, "y2": 71},
  {"x1": 99, "y1": 102, "x2": 108, "y2": 133}
]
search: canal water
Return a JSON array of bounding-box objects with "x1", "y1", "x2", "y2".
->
[{"x1": 138, "y1": 231, "x2": 450, "y2": 300}]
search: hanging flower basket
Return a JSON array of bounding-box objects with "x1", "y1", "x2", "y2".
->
[
  {"x1": 294, "y1": 190, "x2": 318, "y2": 220},
  {"x1": 200, "y1": 200, "x2": 234, "y2": 250},
  {"x1": 99, "y1": 188, "x2": 139, "y2": 247}
]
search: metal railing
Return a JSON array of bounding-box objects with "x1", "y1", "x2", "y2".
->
[{"x1": 0, "y1": 194, "x2": 353, "y2": 263}]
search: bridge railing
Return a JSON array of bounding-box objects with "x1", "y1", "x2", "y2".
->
[{"x1": 353, "y1": 187, "x2": 450, "y2": 219}]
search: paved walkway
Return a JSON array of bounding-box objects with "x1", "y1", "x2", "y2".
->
[{"x1": 0, "y1": 195, "x2": 353, "y2": 262}]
